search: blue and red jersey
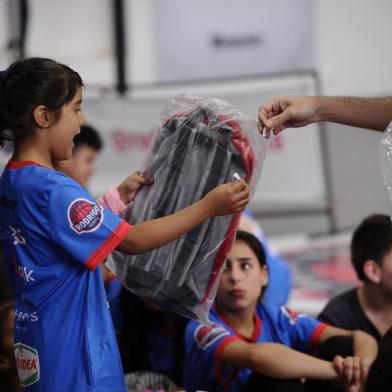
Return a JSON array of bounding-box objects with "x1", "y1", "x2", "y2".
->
[
  {"x1": 0, "y1": 161, "x2": 131, "y2": 391},
  {"x1": 184, "y1": 303, "x2": 328, "y2": 392}
]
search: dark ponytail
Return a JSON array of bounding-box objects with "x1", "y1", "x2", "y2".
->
[{"x1": 0, "y1": 57, "x2": 83, "y2": 149}]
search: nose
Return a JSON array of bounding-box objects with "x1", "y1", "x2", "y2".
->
[
  {"x1": 228, "y1": 264, "x2": 242, "y2": 284},
  {"x1": 80, "y1": 112, "x2": 87, "y2": 126}
]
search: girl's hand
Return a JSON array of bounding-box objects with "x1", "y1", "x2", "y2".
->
[
  {"x1": 202, "y1": 179, "x2": 250, "y2": 217},
  {"x1": 333, "y1": 355, "x2": 369, "y2": 392},
  {"x1": 117, "y1": 171, "x2": 154, "y2": 204}
]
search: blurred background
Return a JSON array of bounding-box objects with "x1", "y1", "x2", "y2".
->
[{"x1": 1, "y1": 0, "x2": 391, "y2": 312}]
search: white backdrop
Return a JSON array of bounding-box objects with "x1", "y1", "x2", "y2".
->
[{"x1": 82, "y1": 74, "x2": 326, "y2": 212}]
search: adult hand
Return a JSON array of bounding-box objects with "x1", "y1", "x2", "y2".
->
[{"x1": 258, "y1": 96, "x2": 321, "y2": 138}]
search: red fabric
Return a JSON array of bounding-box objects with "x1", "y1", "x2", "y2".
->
[
  {"x1": 218, "y1": 312, "x2": 262, "y2": 344},
  {"x1": 6, "y1": 160, "x2": 49, "y2": 169},
  {"x1": 308, "y1": 323, "x2": 329, "y2": 353},
  {"x1": 214, "y1": 336, "x2": 241, "y2": 389},
  {"x1": 202, "y1": 116, "x2": 255, "y2": 303},
  {"x1": 84, "y1": 220, "x2": 131, "y2": 270}
]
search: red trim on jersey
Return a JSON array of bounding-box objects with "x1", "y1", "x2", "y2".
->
[
  {"x1": 84, "y1": 220, "x2": 131, "y2": 271},
  {"x1": 308, "y1": 323, "x2": 329, "y2": 353},
  {"x1": 6, "y1": 160, "x2": 49, "y2": 169},
  {"x1": 217, "y1": 309, "x2": 262, "y2": 343},
  {"x1": 214, "y1": 336, "x2": 241, "y2": 389}
]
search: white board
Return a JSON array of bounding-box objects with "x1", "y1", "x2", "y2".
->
[{"x1": 82, "y1": 74, "x2": 326, "y2": 212}]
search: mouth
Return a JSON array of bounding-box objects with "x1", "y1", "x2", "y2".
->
[{"x1": 229, "y1": 289, "x2": 245, "y2": 298}]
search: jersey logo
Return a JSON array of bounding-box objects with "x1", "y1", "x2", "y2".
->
[
  {"x1": 194, "y1": 323, "x2": 229, "y2": 350},
  {"x1": 68, "y1": 198, "x2": 104, "y2": 234},
  {"x1": 281, "y1": 307, "x2": 300, "y2": 325},
  {"x1": 14, "y1": 343, "x2": 40, "y2": 387}
]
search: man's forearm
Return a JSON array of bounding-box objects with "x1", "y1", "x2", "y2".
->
[{"x1": 315, "y1": 96, "x2": 392, "y2": 131}]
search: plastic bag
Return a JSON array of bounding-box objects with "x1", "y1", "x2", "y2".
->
[
  {"x1": 380, "y1": 120, "x2": 392, "y2": 209},
  {"x1": 107, "y1": 94, "x2": 268, "y2": 323}
]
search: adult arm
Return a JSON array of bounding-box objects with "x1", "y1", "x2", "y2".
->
[{"x1": 258, "y1": 96, "x2": 392, "y2": 138}]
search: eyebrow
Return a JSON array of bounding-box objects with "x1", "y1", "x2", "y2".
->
[
  {"x1": 74, "y1": 99, "x2": 82, "y2": 106},
  {"x1": 236, "y1": 257, "x2": 252, "y2": 262}
]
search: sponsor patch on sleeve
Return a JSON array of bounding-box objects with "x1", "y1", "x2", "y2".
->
[
  {"x1": 14, "y1": 343, "x2": 40, "y2": 387},
  {"x1": 194, "y1": 323, "x2": 229, "y2": 350},
  {"x1": 281, "y1": 306, "x2": 301, "y2": 325},
  {"x1": 67, "y1": 198, "x2": 104, "y2": 234}
]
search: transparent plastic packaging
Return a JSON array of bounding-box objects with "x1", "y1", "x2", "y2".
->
[
  {"x1": 380, "y1": 121, "x2": 392, "y2": 209},
  {"x1": 107, "y1": 95, "x2": 268, "y2": 323}
]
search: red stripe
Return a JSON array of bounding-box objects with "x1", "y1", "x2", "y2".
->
[
  {"x1": 84, "y1": 221, "x2": 131, "y2": 271},
  {"x1": 202, "y1": 117, "x2": 254, "y2": 303},
  {"x1": 6, "y1": 160, "x2": 49, "y2": 169},
  {"x1": 214, "y1": 336, "x2": 240, "y2": 388},
  {"x1": 308, "y1": 323, "x2": 329, "y2": 353},
  {"x1": 216, "y1": 309, "x2": 262, "y2": 343}
]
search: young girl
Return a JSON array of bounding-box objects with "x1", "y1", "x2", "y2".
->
[
  {"x1": 0, "y1": 57, "x2": 250, "y2": 391},
  {"x1": 185, "y1": 230, "x2": 378, "y2": 392}
]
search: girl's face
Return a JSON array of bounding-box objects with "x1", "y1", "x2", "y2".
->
[
  {"x1": 48, "y1": 87, "x2": 86, "y2": 161},
  {"x1": 216, "y1": 240, "x2": 268, "y2": 313}
]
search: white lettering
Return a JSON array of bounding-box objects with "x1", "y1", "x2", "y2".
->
[
  {"x1": 16, "y1": 266, "x2": 35, "y2": 282},
  {"x1": 9, "y1": 225, "x2": 26, "y2": 245}
]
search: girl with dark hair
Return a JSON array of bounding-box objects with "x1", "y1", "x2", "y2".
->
[
  {"x1": 0, "y1": 57, "x2": 250, "y2": 391},
  {"x1": 185, "y1": 231, "x2": 378, "y2": 392}
]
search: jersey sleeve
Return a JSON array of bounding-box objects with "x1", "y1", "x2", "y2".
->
[
  {"x1": 48, "y1": 181, "x2": 131, "y2": 270},
  {"x1": 277, "y1": 306, "x2": 329, "y2": 353},
  {"x1": 184, "y1": 319, "x2": 240, "y2": 391}
]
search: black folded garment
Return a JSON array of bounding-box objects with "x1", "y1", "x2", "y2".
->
[{"x1": 110, "y1": 99, "x2": 255, "y2": 321}]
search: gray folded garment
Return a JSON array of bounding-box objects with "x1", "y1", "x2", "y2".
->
[{"x1": 108, "y1": 96, "x2": 261, "y2": 322}]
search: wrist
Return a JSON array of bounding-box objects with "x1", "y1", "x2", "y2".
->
[
  {"x1": 117, "y1": 186, "x2": 128, "y2": 204},
  {"x1": 197, "y1": 198, "x2": 214, "y2": 219},
  {"x1": 101, "y1": 187, "x2": 127, "y2": 215},
  {"x1": 314, "y1": 96, "x2": 331, "y2": 122}
]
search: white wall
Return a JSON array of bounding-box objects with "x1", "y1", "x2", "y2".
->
[
  {"x1": 314, "y1": 0, "x2": 392, "y2": 234},
  {"x1": 316, "y1": 0, "x2": 392, "y2": 96}
]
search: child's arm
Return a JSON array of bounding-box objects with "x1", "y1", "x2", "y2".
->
[
  {"x1": 220, "y1": 340, "x2": 338, "y2": 380},
  {"x1": 318, "y1": 326, "x2": 378, "y2": 389},
  {"x1": 116, "y1": 179, "x2": 250, "y2": 255},
  {"x1": 97, "y1": 171, "x2": 153, "y2": 215}
]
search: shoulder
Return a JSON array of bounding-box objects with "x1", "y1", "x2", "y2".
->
[
  {"x1": 22, "y1": 167, "x2": 81, "y2": 195},
  {"x1": 320, "y1": 288, "x2": 358, "y2": 314},
  {"x1": 318, "y1": 289, "x2": 360, "y2": 326},
  {"x1": 186, "y1": 312, "x2": 231, "y2": 351}
]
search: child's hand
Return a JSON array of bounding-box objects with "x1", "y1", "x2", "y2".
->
[
  {"x1": 117, "y1": 171, "x2": 154, "y2": 204},
  {"x1": 333, "y1": 355, "x2": 369, "y2": 392},
  {"x1": 202, "y1": 179, "x2": 250, "y2": 217}
]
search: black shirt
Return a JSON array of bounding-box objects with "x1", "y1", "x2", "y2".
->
[{"x1": 318, "y1": 288, "x2": 381, "y2": 343}]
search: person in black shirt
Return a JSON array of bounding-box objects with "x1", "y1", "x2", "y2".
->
[{"x1": 318, "y1": 214, "x2": 392, "y2": 343}]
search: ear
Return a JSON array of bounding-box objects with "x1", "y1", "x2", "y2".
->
[
  {"x1": 260, "y1": 264, "x2": 269, "y2": 287},
  {"x1": 32, "y1": 105, "x2": 51, "y2": 128},
  {"x1": 363, "y1": 259, "x2": 381, "y2": 283}
]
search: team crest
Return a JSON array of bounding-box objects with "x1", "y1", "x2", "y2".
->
[
  {"x1": 281, "y1": 307, "x2": 301, "y2": 325},
  {"x1": 194, "y1": 323, "x2": 229, "y2": 350},
  {"x1": 67, "y1": 198, "x2": 103, "y2": 234},
  {"x1": 14, "y1": 343, "x2": 40, "y2": 387}
]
